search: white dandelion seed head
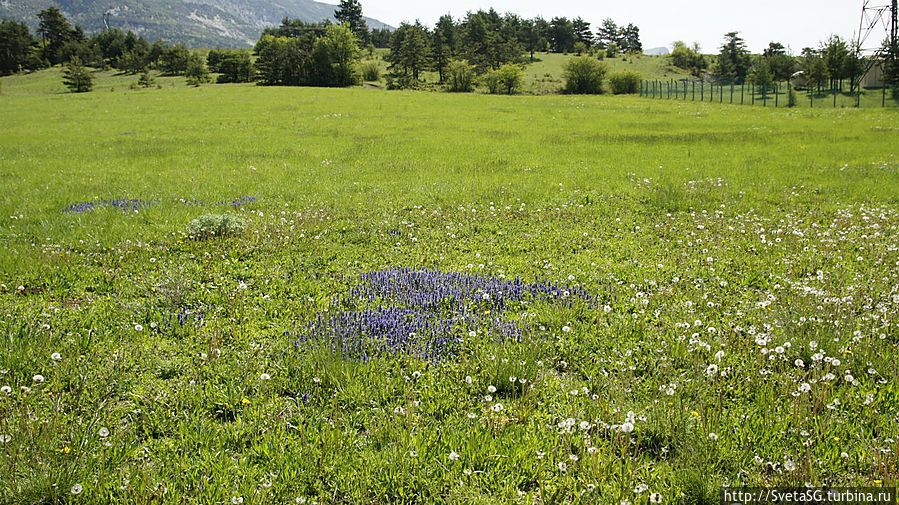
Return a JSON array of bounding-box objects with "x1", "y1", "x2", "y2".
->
[
  {"x1": 32, "y1": 374, "x2": 44, "y2": 384},
  {"x1": 51, "y1": 353, "x2": 62, "y2": 361},
  {"x1": 449, "y1": 451, "x2": 460, "y2": 461},
  {"x1": 71, "y1": 484, "x2": 83, "y2": 495},
  {"x1": 98, "y1": 427, "x2": 110, "y2": 438}
]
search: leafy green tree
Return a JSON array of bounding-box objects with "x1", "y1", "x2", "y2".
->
[
  {"x1": 334, "y1": 0, "x2": 368, "y2": 43},
  {"x1": 0, "y1": 19, "x2": 36, "y2": 75},
  {"x1": 762, "y1": 42, "x2": 795, "y2": 82},
  {"x1": 254, "y1": 35, "x2": 310, "y2": 86},
  {"x1": 214, "y1": 51, "x2": 254, "y2": 83},
  {"x1": 446, "y1": 59, "x2": 474, "y2": 92},
  {"x1": 388, "y1": 21, "x2": 430, "y2": 80},
  {"x1": 370, "y1": 28, "x2": 392, "y2": 48},
  {"x1": 712, "y1": 31, "x2": 751, "y2": 84},
  {"x1": 572, "y1": 17, "x2": 593, "y2": 47},
  {"x1": 619, "y1": 23, "x2": 642, "y2": 53},
  {"x1": 562, "y1": 56, "x2": 608, "y2": 94},
  {"x1": 185, "y1": 53, "x2": 210, "y2": 85},
  {"x1": 669, "y1": 41, "x2": 708, "y2": 78},
  {"x1": 264, "y1": 18, "x2": 329, "y2": 39},
  {"x1": 432, "y1": 15, "x2": 457, "y2": 82},
  {"x1": 118, "y1": 50, "x2": 148, "y2": 74},
  {"x1": 311, "y1": 23, "x2": 361, "y2": 87},
  {"x1": 803, "y1": 50, "x2": 829, "y2": 93},
  {"x1": 843, "y1": 42, "x2": 865, "y2": 93},
  {"x1": 62, "y1": 56, "x2": 92, "y2": 92},
  {"x1": 483, "y1": 63, "x2": 523, "y2": 94},
  {"x1": 159, "y1": 43, "x2": 190, "y2": 75},
  {"x1": 37, "y1": 7, "x2": 74, "y2": 64},
  {"x1": 548, "y1": 17, "x2": 575, "y2": 53},
  {"x1": 595, "y1": 18, "x2": 618, "y2": 49},
  {"x1": 821, "y1": 34, "x2": 848, "y2": 90},
  {"x1": 521, "y1": 18, "x2": 548, "y2": 62},
  {"x1": 749, "y1": 56, "x2": 773, "y2": 91}
]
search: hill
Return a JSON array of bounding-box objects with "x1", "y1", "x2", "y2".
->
[{"x1": 0, "y1": 0, "x2": 392, "y2": 48}]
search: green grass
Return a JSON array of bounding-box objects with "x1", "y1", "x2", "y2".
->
[{"x1": 0, "y1": 72, "x2": 898, "y2": 504}]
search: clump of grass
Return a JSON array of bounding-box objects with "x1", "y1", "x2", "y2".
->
[
  {"x1": 361, "y1": 62, "x2": 380, "y2": 82},
  {"x1": 185, "y1": 213, "x2": 246, "y2": 239}
]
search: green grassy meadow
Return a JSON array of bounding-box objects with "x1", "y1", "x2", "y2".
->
[{"x1": 0, "y1": 73, "x2": 898, "y2": 504}]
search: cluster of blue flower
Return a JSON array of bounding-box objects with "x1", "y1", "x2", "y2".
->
[
  {"x1": 63, "y1": 199, "x2": 154, "y2": 214},
  {"x1": 297, "y1": 268, "x2": 593, "y2": 361},
  {"x1": 64, "y1": 196, "x2": 256, "y2": 213}
]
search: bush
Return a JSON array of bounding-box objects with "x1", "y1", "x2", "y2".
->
[
  {"x1": 608, "y1": 70, "x2": 642, "y2": 94},
  {"x1": 186, "y1": 214, "x2": 246, "y2": 239},
  {"x1": 446, "y1": 60, "x2": 474, "y2": 92},
  {"x1": 562, "y1": 57, "x2": 608, "y2": 94},
  {"x1": 361, "y1": 61, "x2": 380, "y2": 81},
  {"x1": 483, "y1": 64, "x2": 524, "y2": 95},
  {"x1": 62, "y1": 57, "x2": 93, "y2": 93}
]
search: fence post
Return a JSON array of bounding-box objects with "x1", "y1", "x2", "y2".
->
[
  {"x1": 883, "y1": 86, "x2": 886, "y2": 107},
  {"x1": 833, "y1": 87, "x2": 837, "y2": 108},
  {"x1": 692, "y1": 81, "x2": 695, "y2": 101},
  {"x1": 730, "y1": 84, "x2": 734, "y2": 104},
  {"x1": 763, "y1": 86, "x2": 767, "y2": 107},
  {"x1": 719, "y1": 84, "x2": 723, "y2": 103},
  {"x1": 741, "y1": 84, "x2": 744, "y2": 104},
  {"x1": 775, "y1": 83, "x2": 779, "y2": 107},
  {"x1": 752, "y1": 84, "x2": 755, "y2": 105}
]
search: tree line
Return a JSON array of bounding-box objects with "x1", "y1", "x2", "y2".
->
[
  {"x1": 0, "y1": 7, "x2": 215, "y2": 78},
  {"x1": 671, "y1": 31, "x2": 898, "y2": 92}
]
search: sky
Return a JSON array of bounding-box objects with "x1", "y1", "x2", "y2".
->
[{"x1": 333, "y1": 0, "x2": 880, "y2": 54}]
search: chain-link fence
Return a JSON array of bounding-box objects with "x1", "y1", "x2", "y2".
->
[{"x1": 640, "y1": 80, "x2": 899, "y2": 108}]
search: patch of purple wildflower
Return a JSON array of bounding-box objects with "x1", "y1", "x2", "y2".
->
[
  {"x1": 64, "y1": 199, "x2": 154, "y2": 214},
  {"x1": 297, "y1": 268, "x2": 594, "y2": 361}
]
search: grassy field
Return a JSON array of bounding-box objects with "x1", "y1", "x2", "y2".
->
[{"x1": 0, "y1": 76, "x2": 898, "y2": 504}]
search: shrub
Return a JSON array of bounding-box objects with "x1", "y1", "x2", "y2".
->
[
  {"x1": 361, "y1": 61, "x2": 380, "y2": 81},
  {"x1": 483, "y1": 64, "x2": 524, "y2": 95},
  {"x1": 186, "y1": 214, "x2": 246, "y2": 239},
  {"x1": 137, "y1": 69, "x2": 155, "y2": 88},
  {"x1": 608, "y1": 70, "x2": 642, "y2": 94},
  {"x1": 446, "y1": 60, "x2": 474, "y2": 92},
  {"x1": 562, "y1": 57, "x2": 608, "y2": 94},
  {"x1": 62, "y1": 57, "x2": 93, "y2": 93}
]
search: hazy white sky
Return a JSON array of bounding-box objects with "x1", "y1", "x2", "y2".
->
[{"x1": 331, "y1": 0, "x2": 874, "y2": 54}]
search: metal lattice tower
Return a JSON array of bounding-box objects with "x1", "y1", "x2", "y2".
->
[{"x1": 853, "y1": 0, "x2": 897, "y2": 89}]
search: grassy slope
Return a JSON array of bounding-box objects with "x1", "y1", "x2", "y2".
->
[{"x1": 0, "y1": 79, "x2": 898, "y2": 503}]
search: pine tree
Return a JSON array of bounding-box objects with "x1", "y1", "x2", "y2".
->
[
  {"x1": 62, "y1": 57, "x2": 92, "y2": 92},
  {"x1": 334, "y1": 0, "x2": 368, "y2": 43}
]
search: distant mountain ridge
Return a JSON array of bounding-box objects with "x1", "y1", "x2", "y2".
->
[{"x1": 0, "y1": 0, "x2": 392, "y2": 48}]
